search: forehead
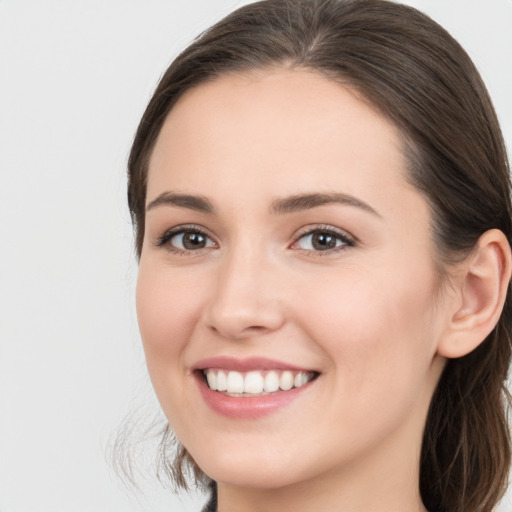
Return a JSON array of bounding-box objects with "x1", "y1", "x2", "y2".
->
[{"x1": 147, "y1": 68, "x2": 417, "y2": 217}]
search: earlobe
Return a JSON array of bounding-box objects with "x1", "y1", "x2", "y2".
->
[{"x1": 437, "y1": 229, "x2": 512, "y2": 359}]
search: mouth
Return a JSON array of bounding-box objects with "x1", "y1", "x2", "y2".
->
[
  {"x1": 193, "y1": 356, "x2": 320, "y2": 418},
  {"x1": 199, "y1": 368, "x2": 319, "y2": 397}
]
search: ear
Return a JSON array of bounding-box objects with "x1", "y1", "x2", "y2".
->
[{"x1": 437, "y1": 229, "x2": 512, "y2": 359}]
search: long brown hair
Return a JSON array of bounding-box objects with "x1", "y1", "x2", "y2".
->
[{"x1": 127, "y1": 1, "x2": 512, "y2": 510}]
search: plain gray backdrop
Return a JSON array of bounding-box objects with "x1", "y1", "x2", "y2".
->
[{"x1": 1, "y1": 1, "x2": 511, "y2": 510}]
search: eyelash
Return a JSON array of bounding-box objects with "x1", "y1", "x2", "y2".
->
[
  {"x1": 155, "y1": 224, "x2": 215, "y2": 255},
  {"x1": 155, "y1": 224, "x2": 355, "y2": 256},
  {"x1": 292, "y1": 225, "x2": 355, "y2": 255}
]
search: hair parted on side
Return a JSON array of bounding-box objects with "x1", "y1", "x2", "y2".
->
[{"x1": 126, "y1": 1, "x2": 512, "y2": 511}]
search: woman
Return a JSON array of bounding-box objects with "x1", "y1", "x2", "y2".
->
[{"x1": 127, "y1": 0, "x2": 512, "y2": 510}]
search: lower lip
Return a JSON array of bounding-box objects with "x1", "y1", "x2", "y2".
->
[{"x1": 196, "y1": 373, "x2": 313, "y2": 419}]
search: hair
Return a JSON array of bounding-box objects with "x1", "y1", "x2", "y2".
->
[{"x1": 126, "y1": 1, "x2": 512, "y2": 511}]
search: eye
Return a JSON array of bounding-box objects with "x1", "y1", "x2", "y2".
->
[
  {"x1": 293, "y1": 227, "x2": 354, "y2": 252},
  {"x1": 171, "y1": 231, "x2": 214, "y2": 250},
  {"x1": 157, "y1": 226, "x2": 216, "y2": 253}
]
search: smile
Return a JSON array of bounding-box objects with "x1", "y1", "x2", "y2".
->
[
  {"x1": 203, "y1": 369, "x2": 316, "y2": 396},
  {"x1": 194, "y1": 357, "x2": 319, "y2": 418}
]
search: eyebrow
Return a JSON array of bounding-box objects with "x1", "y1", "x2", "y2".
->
[
  {"x1": 146, "y1": 192, "x2": 215, "y2": 214},
  {"x1": 270, "y1": 192, "x2": 381, "y2": 217},
  {"x1": 145, "y1": 191, "x2": 380, "y2": 217}
]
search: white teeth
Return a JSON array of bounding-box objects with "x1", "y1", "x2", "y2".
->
[
  {"x1": 264, "y1": 371, "x2": 280, "y2": 392},
  {"x1": 227, "y1": 371, "x2": 244, "y2": 393},
  {"x1": 280, "y1": 371, "x2": 294, "y2": 391},
  {"x1": 216, "y1": 370, "x2": 227, "y2": 391},
  {"x1": 206, "y1": 371, "x2": 217, "y2": 391},
  {"x1": 244, "y1": 371, "x2": 264, "y2": 394},
  {"x1": 204, "y1": 368, "x2": 315, "y2": 395},
  {"x1": 295, "y1": 372, "x2": 309, "y2": 387}
]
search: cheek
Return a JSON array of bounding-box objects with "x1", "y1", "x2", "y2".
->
[
  {"x1": 289, "y1": 266, "x2": 441, "y2": 464},
  {"x1": 135, "y1": 263, "x2": 202, "y2": 387},
  {"x1": 298, "y1": 262, "x2": 439, "y2": 397}
]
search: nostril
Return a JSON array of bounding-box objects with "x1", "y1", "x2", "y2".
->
[
  {"x1": 208, "y1": 323, "x2": 272, "y2": 340},
  {"x1": 245, "y1": 325, "x2": 269, "y2": 333}
]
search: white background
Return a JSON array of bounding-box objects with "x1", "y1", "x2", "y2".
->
[{"x1": 0, "y1": 1, "x2": 511, "y2": 511}]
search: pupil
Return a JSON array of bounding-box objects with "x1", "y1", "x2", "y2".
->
[
  {"x1": 183, "y1": 232, "x2": 205, "y2": 249},
  {"x1": 312, "y1": 233, "x2": 336, "y2": 250}
]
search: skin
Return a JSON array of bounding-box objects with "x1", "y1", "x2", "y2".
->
[{"x1": 136, "y1": 68, "x2": 492, "y2": 512}]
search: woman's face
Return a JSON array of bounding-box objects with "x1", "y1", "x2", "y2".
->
[{"x1": 137, "y1": 69, "x2": 448, "y2": 491}]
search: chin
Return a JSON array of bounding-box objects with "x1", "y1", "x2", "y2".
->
[
  {"x1": 189, "y1": 446, "x2": 310, "y2": 490},
  {"x1": 207, "y1": 467, "x2": 304, "y2": 490}
]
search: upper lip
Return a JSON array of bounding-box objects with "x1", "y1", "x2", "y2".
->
[{"x1": 193, "y1": 356, "x2": 315, "y2": 372}]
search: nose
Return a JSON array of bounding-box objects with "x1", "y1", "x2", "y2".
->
[{"x1": 203, "y1": 245, "x2": 286, "y2": 341}]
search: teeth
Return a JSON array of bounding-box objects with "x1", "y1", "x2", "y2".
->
[
  {"x1": 204, "y1": 369, "x2": 315, "y2": 395},
  {"x1": 280, "y1": 371, "x2": 294, "y2": 391},
  {"x1": 264, "y1": 371, "x2": 279, "y2": 392},
  {"x1": 226, "y1": 371, "x2": 244, "y2": 394},
  {"x1": 206, "y1": 371, "x2": 217, "y2": 391},
  {"x1": 244, "y1": 371, "x2": 264, "y2": 394},
  {"x1": 217, "y1": 370, "x2": 227, "y2": 391},
  {"x1": 295, "y1": 372, "x2": 309, "y2": 387}
]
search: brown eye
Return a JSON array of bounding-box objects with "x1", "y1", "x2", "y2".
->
[
  {"x1": 169, "y1": 230, "x2": 215, "y2": 251},
  {"x1": 311, "y1": 232, "x2": 338, "y2": 250},
  {"x1": 294, "y1": 229, "x2": 353, "y2": 252}
]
